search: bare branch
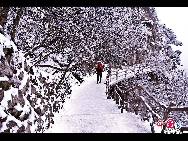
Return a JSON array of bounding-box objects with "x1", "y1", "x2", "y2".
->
[{"x1": 35, "y1": 64, "x2": 64, "y2": 71}]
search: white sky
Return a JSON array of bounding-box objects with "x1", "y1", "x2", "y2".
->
[{"x1": 155, "y1": 7, "x2": 188, "y2": 72}]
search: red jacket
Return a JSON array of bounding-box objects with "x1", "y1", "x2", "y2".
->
[{"x1": 96, "y1": 63, "x2": 104, "y2": 72}]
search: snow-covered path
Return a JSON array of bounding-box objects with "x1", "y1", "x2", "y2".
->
[{"x1": 46, "y1": 72, "x2": 151, "y2": 133}]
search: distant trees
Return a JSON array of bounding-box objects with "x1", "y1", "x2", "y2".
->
[
  {"x1": 1, "y1": 7, "x2": 183, "y2": 72},
  {"x1": 1, "y1": 7, "x2": 184, "y2": 95}
]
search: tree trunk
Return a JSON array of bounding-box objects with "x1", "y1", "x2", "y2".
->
[
  {"x1": 10, "y1": 7, "x2": 23, "y2": 42},
  {"x1": 0, "y1": 7, "x2": 10, "y2": 28}
]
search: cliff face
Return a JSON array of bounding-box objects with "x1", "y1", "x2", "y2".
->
[{"x1": 0, "y1": 32, "x2": 68, "y2": 133}]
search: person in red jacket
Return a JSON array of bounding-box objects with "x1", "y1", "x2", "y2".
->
[{"x1": 95, "y1": 61, "x2": 104, "y2": 84}]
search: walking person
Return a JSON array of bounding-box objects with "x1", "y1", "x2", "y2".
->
[{"x1": 95, "y1": 61, "x2": 104, "y2": 84}]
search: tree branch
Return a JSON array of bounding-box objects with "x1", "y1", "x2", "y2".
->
[{"x1": 35, "y1": 64, "x2": 65, "y2": 71}]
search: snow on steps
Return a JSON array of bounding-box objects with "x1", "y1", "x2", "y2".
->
[{"x1": 46, "y1": 73, "x2": 151, "y2": 133}]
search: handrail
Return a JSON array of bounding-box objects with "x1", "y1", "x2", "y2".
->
[
  {"x1": 116, "y1": 84, "x2": 163, "y2": 118},
  {"x1": 105, "y1": 64, "x2": 188, "y2": 133}
]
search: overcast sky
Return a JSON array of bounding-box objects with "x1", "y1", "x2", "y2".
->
[{"x1": 155, "y1": 7, "x2": 188, "y2": 72}]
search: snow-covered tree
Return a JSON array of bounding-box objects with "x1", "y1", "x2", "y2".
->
[{"x1": 1, "y1": 7, "x2": 187, "y2": 133}]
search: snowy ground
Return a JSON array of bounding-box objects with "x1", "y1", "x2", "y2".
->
[{"x1": 46, "y1": 72, "x2": 151, "y2": 133}]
